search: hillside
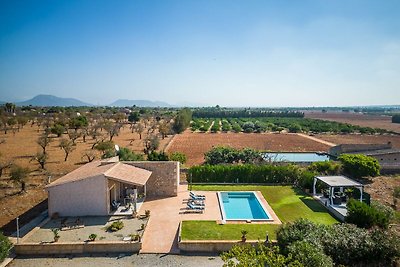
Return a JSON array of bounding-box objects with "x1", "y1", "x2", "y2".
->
[{"x1": 16, "y1": 94, "x2": 92, "y2": 107}]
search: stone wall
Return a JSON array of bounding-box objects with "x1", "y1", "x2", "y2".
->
[
  {"x1": 124, "y1": 161, "x2": 179, "y2": 197},
  {"x1": 329, "y1": 143, "x2": 392, "y2": 157},
  {"x1": 14, "y1": 241, "x2": 141, "y2": 255}
]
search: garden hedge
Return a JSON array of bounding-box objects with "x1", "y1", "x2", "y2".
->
[{"x1": 188, "y1": 164, "x2": 313, "y2": 184}]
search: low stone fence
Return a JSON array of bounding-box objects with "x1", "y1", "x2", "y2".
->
[
  {"x1": 179, "y1": 240, "x2": 259, "y2": 253},
  {"x1": 14, "y1": 240, "x2": 141, "y2": 255}
]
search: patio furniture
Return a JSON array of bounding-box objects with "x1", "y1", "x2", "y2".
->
[
  {"x1": 189, "y1": 199, "x2": 205, "y2": 206},
  {"x1": 111, "y1": 200, "x2": 121, "y2": 210},
  {"x1": 185, "y1": 208, "x2": 203, "y2": 214},
  {"x1": 332, "y1": 196, "x2": 342, "y2": 205},
  {"x1": 190, "y1": 192, "x2": 205, "y2": 200},
  {"x1": 187, "y1": 203, "x2": 205, "y2": 210}
]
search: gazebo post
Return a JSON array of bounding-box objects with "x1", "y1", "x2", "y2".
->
[
  {"x1": 313, "y1": 177, "x2": 317, "y2": 195},
  {"x1": 330, "y1": 186, "x2": 333, "y2": 205},
  {"x1": 359, "y1": 186, "x2": 363, "y2": 202}
]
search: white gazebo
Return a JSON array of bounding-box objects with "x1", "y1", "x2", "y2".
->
[
  {"x1": 313, "y1": 175, "x2": 363, "y2": 203},
  {"x1": 312, "y1": 175, "x2": 364, "y2": 221}
]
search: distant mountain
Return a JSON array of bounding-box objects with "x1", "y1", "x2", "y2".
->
[
  {"x1": 16, "y1": 94, "x2": 93, "y2": 107},
  {"x1": 109, "y1": 99, "x2": 171, "y2": 107}
]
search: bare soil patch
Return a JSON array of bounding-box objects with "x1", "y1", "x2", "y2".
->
[
  {"x1": 0, "y1": 124, "x2": 173, "y2": 229},
  {"x1": 166, "y1": 131, "x2": 330, "y2": 166},
  {"x1": 364, "y1": 175, "x2": 400, "y2": 211},
  {"x1": 305, "y1": 112, "x2": 400, "y2": 133},
  {"x1": 315, "y1": 134, "x2": 400, "y2": 148}
]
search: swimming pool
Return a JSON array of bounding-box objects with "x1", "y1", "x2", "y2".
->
[
  {"x1": 218, "y1": 192, "x2": 272, "y2": 221},
  {"x1": 262, "y1": 152, "x2": 330, "y2": 162}
]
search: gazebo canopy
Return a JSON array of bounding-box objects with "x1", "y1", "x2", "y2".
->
[{"x1": 315, "y1": 175, "x2": 362, "y2": 187}]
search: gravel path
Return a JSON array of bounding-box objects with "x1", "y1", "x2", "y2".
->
[{"x1": 9, "y1": 253, "x2": 224, "y2": 267}]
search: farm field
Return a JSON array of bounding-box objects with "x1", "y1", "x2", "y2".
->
[
  {"x1": 166, "y1": 131, "x2": 330, "y2": 166},
  {"x1": 191, "y1": 116, "x2": 390, "y2": 135},
  {"x1": 305, "y1": 111, "x2": 400, "y2": 133},
  {"x1": 0, "y1": 123, "x2": 173, "y2": 230},
  {"x1": 315, "y1": 134, "x2": 400, "y2": 148}
]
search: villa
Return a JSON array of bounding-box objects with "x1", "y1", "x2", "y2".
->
[{"x1": 45, "y1": 157, "x2": 180, "y2": 217}]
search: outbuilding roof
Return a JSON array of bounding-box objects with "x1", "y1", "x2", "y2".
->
[
  {"x1": 347, "y1": 148, "x2": 400, "y2": 156},
  {"x1": 46, "y1": 160, "x2": 152, "y2": 188},
  {"x1": 315, "y1": 175, "x2": 362, "y2": 187}
]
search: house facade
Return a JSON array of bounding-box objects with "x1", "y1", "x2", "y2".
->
[{"x1": 46, "y1": 158, "x2": 179, "y2": 217}]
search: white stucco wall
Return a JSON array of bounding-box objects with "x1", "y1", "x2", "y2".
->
[{"x1": 47, "y1": 175, "x2": 108, "y2": 217}]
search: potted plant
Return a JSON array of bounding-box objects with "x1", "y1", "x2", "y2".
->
[
  {"x1": 145, "y1": 210, "x2": 150, "y2": 217},
  {"x1": 51, "y1": 228, "x2": 60, "y2": 242},
  {"x1": 89, "y1": 233, "x2": 97, "y2": 241},
  {"x1": 140, "y1": 223, "x2": 145, "y2": 230},
  {"x1": 241, "y1": 230, "x2": 248, "y2": 242}
]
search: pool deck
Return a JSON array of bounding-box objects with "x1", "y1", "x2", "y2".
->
[
  {"x1": 140, "y1": 184, "x2": 221, "y2": 254},
  {"x1": 140, "y1": 186, "x2": 281, "y2": 254}
]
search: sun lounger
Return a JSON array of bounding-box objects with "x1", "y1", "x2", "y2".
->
[
  {"x1": 187, "y1": 203, "x2": 205, "y2": 210},
  {"x1": 185, "y1": 208, "x2": 203, "y2": 214},
  {"x1": 190, "y1": 192, "x2": 205, "y2": 200},
  {"x1": 189, "y1": 199, "x2": 205, "y2": 206}
]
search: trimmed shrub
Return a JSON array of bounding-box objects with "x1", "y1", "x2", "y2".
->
[
  {"x1": 118, "y1": 147, "x2": 144, "y2": 161},
  {"x1": 169, "y1": 152, "x2": 187, "y2": 164},
  {"x1": 147, "y1": 151, "x2": 169, "y2": 161},
  {"x1": 307, "y1": 161, "x2": 341, "y2": 175},
  {"x1": 204, "y1": 146, "x2": 262, "y2": 165},
  {"x1": 221, "y1": 242, "x2": 303, "y2": 267},
  {"x1": 188, "y1": 164, "x2": 312, "y2": 184},
  {"x1": 107, "y1": 220, "x2": 124, "y2": 232},
  {"x1": 338, "y1": 154, "x2": 380, "y2": 179},
  {"x1": 0, "y1": 231, "x2": 12, "y2": 262},
  {"x1": 346, "y1": 199, "x2": 390, "y2": 229},
  {"x1": 277, "y1": 219, "x2": 400, "y2": 266},
  {"x1": 288, "y1": 241, "x2": 333, "y2": 267}
]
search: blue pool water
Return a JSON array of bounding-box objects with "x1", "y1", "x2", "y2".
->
[
  {"x1": 219, "y1": 192, "x2": 270, "y2": 220},
  {"x1": 262, "y1": 152, "x2": 330, "y2": 162}
]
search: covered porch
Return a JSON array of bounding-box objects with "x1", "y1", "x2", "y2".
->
[
  {"x1": 312, "y1": 175, "x2": 363, "y2": 221},
  {"x1": 105, "y1": 164, "x2": 152, "y2": 216}
]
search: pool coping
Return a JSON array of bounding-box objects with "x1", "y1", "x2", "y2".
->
[{"x1": 217, "y1": 191, "x2": 274, "y2": 222}]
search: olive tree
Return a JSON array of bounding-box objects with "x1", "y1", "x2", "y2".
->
[
  {"x1": 37, "y1": 133, "x2": 52, "y2": 154},
  {"x1": 10, "y1": 165, "x2": 29, "y2": 192},
  {"x1": 59, "y1": 139, "x2": 75, "y2": 161}
]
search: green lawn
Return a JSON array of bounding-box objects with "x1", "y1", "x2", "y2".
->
[
  {"x1": 181, "y1": 221, "x2": 280, "y2": 240},
  {"x1": 181, "y1": 185, "x2": 338, "y2": 241},
  {"x1": 192, "y1": 185, "x2": 338, "y2": 224}
]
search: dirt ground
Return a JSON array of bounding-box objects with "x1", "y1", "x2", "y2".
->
[
  {"x1": 166, "y1": 131, "x2": 330, "y2": 166},
  {"x1": 0, "y1": 123, "x2": 173, "y2": 229},
  {"x1": 315, "y1": 134, "x2": 400, "y2": 148},
  {"x1": 364, "y1": 175, "x2": 400, "y2": 211},
  {"x1": 305, "y1": 111, "x2": 400, "y2": 133}
]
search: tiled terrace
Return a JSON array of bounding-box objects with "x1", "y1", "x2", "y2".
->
[{"x1": 140, "y1": 184, "x2": 222, "y2": 253}]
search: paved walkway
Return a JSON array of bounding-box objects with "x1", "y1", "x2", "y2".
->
[
  {"x1": 140, "y1": 184, "x2": 221, "y2": 254},
  {"x1": 297, "y1": 133, "x2": 337, "y2": 147}
]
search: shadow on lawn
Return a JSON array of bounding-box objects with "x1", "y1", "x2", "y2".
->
[{"x1": 292, "y1": 187, "x2": 329, "y2": 213}]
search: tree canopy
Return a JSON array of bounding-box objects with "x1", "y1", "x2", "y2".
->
[{"x1": 338, "y1": 154, "x2": 380, "y2": 179}]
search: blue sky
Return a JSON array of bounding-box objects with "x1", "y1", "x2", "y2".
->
[{"x1": 0, "y1": 0, "x2": 399, "y2": 106}]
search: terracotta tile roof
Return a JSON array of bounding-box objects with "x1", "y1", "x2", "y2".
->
[
  {"x1": 46, "y1": 160, "x2": 152, "y2": 188},
  {"x1": 105, "y1": 162, "x2": 152, "y2": 186}
]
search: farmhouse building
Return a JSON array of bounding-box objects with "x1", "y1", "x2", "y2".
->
[
  {"x1": 46, "y1": 158, "x2": 180, "y2": 217},
  {"x1": 329, "y1": 142, "x2": 400, "y2": 173}
]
